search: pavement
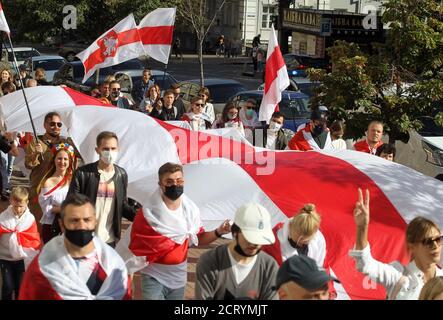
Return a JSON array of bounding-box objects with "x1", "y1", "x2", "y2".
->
[{"x1": 0, "y1": 168, "x2": 229, "y2": 300}]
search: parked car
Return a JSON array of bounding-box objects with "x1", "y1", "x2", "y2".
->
[
  {"x1": 229, "y1": 90, "x2": 311, "y2": 132},
  {"x1": 178, "y1": 78, "x2": 247, "y2": 114},
  {"x1": 3, "y1": 47, "x2": 41, "y2": 67},
  {"x1": 24, "y1": 55, "x2": 67, "y2": 83},
  {"x1": 284, "y1": 53, "x2": 332, "y2": 77},
  {"x1": 53, "y1": 59, "x2": 177, "y2": 96},
  {"x1": 395, "y1": 112, "x2": 443, "y2": 180},
  {"x1": 58, "y1": 40, "x2": 90, "y2": 62},
  {"x1": 258, "y1": 77, "x2": 321, "y2": 98}
]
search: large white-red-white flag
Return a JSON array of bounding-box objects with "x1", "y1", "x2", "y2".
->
[
  {"x1": 76, "y1": 14, "x2": 145, "y2": 83},
  {"x1": 138, "y1": 8, "x2": 176, "y2": 65},
  {"x1": 259, "y1": 24, "x2": 290, "y2": 123},
  {"x1": 2, "y1": 86, "x2": 443, "y2": 300},
  {"x1": 0, "y1": 3, "x2": 10, "y2": 34}
]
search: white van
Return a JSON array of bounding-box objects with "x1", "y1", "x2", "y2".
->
[{"x1": 395, "y1": 114, "x2": 443, "y2": 180}]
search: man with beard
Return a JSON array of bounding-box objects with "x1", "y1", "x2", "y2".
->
[
  {"x1": 19, "y1": 193, "x2": 131, "y2": 300},
  {"x1": 25, "y1": 112, "x2": 79, "y2": 224},
  {"x1": 121, "y1": 162, "x2": 231, "y2": 300},
  {"x1": 195, "y1": 203, "x2": 279, "y2": 300},
  {"x1": 288, "y1": 110, "x2": 333, "y2": 151}
]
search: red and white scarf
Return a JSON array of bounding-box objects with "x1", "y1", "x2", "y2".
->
[
  {"x1": 301, "y1": 126, "x2": 333, "y2": 151},
  {"x1": 19, "y1": 235, "x2": 131, "y2": 300},
  {"x1": 0, "y1": 206, "x2": 40, "y2": 267},
  {"x1": 116, "y1": 189, "x2": 204, "y2": 273}
]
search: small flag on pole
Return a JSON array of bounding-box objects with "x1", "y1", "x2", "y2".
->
[{"x1": 0, "y1": 3, "x2": 10, "y2": 33}]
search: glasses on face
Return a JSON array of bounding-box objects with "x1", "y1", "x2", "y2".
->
[
  {"x1": 111, "y1": 88, "x2": 121, "y2": 92},
  {"x1": 421, "y1": 235, "x2": 443, "y2": 248},
  {"x1": 49, "y1": 122, "x2": 62, "y2": 128},
  {"x1": 195, "y1": 103, "x2": 205, "y2": 107}
]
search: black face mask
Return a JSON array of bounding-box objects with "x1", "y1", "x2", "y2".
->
[
  {"x1": 312, "y1": 124, "x2": 324, "y2": 136},
  {"x1": 288, "y1": 237, "x2": 309, "y2": 256},
  {"x1": 64, "y1": 228, "x2": 94, "y2": 247},
  {"x1": 164, "y1": 185, "x2": 184, "y2": 201},
  {"x1": 234, "y1": 234, "x2": 261, "y2": 257}
]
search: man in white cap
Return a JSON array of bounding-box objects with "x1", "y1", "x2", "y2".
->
[{"x1": 195, "y1": 203, "x2": 279, "y2": 300}]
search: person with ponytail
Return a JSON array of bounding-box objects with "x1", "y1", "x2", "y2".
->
[
  {"x1": 263, "y1": 203, "x2": 326, "y2": 267},
  {"x1": 38, "y1": 143, "x2": 76, "y2": 243}
]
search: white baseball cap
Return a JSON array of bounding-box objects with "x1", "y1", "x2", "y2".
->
[{"x1": 234, "y1": 203, "x2": 275, "y2": 245}]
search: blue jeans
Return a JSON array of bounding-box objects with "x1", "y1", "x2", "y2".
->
[{"x1": 141, "y1": 274, "x2": 185, "y2": 300}]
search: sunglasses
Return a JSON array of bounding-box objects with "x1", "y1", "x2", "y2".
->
[
  {"x1": 111, "y1": 88, "x2": 121, "y2": 91},
  {"x1": 49, "y1": 122, "x2": 62, "y2": 128},
  {"x1": 195, "y1": 103, "x2": 205, "y2": 107},
  {"x1": 421, "y1": 235, "x2": 443, "y2": 248}
]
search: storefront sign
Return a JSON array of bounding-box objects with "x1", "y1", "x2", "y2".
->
[{"x1": 282, "y1": 9, "x2": 321, "y2": 33}]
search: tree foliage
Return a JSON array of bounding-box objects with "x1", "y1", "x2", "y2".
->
[
  {"x1": 3, "y1": 0, "x2": 181, "y2": 43},
  {"x1": 309, "y1": 0, "x2": 443, "y2": 143}
]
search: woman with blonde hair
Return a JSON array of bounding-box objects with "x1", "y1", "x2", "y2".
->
[
  {"x1": 263, "y1": 203, "x2": 326, "y2": 267},
  {"x1": 419, "y1": 276, "x2": 443, "y2": 300},
  {"x1": 350, "y1": 188, "x2": 443, "y2": 299},
  {"x1": 34, "y1": 68, "x2": 49, "y2": 85},
  {"x1": 37, "y1": 143, "x2": 76, "y2": 243}
]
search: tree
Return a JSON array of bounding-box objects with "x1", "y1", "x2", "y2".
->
[
  {"x1": 3, "y1": 0, "x2": 179, "y2": 43},
  {"x1": 177, "y1": 0, "x2": 227, "y2": 86},
  {"x1": 309, "y1": 0, "x2": 443, "y2": 143}
]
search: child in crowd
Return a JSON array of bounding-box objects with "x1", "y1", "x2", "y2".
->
[{"x1": 0, "y1": 187, "x2": 41, "y2": 300}]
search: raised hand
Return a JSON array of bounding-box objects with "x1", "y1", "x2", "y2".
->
[{"x1": 354, "y1": 188, "x2": 370, "y2": 228}]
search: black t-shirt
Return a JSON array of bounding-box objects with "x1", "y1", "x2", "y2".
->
[{"x1": 0, "y1": 135, "x2": 11, "y2": 154}]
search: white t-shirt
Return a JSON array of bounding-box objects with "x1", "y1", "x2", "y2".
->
[
  {"x1": 95, "y1": 169, "x2": 116, "y2": 243},
  {"x1": 72, "y1": 249, "x2": 99, "y2": 284},
  {"x1": 227, "y1": 247, "x2": 257, "y2": 285},
  {"x1": 266, "y1": 130, "x2": 278, "y2": 150},
  {"x1": 141, "y1": 203, "x2": 189, "y2": 289}
]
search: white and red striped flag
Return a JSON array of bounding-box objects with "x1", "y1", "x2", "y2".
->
[
  {"x1": 259, "y1": 24, "x2": 290, "y2": 123},
  {"x1": 3, "y1": 86, "x2": 443, "y2": 300},
  {"x1": 138, "y1": 8, "x2": 176, "y2": 65},
  {"x1": 76, "y1": 14, "x2": 145, "y2": 83},
  {"x1": 0, "y1": 3, "x2": 10, "y2": 34}
]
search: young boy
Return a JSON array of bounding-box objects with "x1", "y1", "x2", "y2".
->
[{"x1": 0, "y1": 186, "x2": 41, "y2": 300}]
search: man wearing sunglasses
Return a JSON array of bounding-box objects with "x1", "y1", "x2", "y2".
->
[
  {"x1": 25, "y1": 112, "x2": 79, "y2": 225},
  {"x1": 109, "y1": 81, "x2": 130, "y2": 109}
]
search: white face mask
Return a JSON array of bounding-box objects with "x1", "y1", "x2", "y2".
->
[
  {"x1": 269, "y1": 121, "x2": 282, "y2": 131},
  {"x1": 100, "y1": 150, "x2": 118, "y2": 165}
]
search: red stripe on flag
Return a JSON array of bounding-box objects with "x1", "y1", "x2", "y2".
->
[
  {"x1": 138, "y1": 26, "x2": 174, "y2": 45},
  {"x1": 264, "y1": 45, "x2": 285, "y2": 94},
  {"x1": 82, "y1": 28, "x2": 141, "y2": 75},
  {"x1": 62, "y1": 87, "x2": 115, "y2": 107},
  {"x1": 156, "y1": 121, "x2": 409, "y2": 299}
]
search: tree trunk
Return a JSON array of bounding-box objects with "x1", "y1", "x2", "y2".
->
[{"x1": 198, "y1": 39, "x2": 204, "y2": 87}]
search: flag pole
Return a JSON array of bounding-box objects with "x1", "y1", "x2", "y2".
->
[
  {"x1": 5, "y1": 33, "x2": 39, "y2": 144},
  {"x1": 162, "y1": 63, "x2": 167, "y2": 88}
]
